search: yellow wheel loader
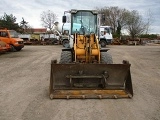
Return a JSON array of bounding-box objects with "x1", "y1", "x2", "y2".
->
[{"x1": 49, "y1": 9, "x2": 133, "y2": 99}]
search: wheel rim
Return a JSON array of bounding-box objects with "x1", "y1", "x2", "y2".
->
[
  {"x1": 100, "y1": 41, "x2": 106, "y2": 47},
  {"x1": 63, "y1": 40, "x2": 69, "y2": 47}
]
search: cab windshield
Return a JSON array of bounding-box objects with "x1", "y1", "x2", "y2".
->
[
  {"x1": 71, "y1": 11, "x2": 97, "y2": 35},
  {"x1": 9, "y1": 30, "x2": 19, "y2": 38}
]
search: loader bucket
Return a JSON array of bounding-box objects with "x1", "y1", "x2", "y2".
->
[{"x1": 49, "y1": 60, "x2": 133, "y2": 99}]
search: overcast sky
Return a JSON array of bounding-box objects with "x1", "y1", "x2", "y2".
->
[{"x1": 0, "y1": 0, "x2": 160, "y2": 34}]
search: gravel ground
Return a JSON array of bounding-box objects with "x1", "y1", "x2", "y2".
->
[{"x1": 0, "y1": 45, "x2": 160, "y2": 120}]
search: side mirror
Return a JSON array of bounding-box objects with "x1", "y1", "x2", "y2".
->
[{"x1": 62, "y1": 16, "x2": 66, "y2": 23}]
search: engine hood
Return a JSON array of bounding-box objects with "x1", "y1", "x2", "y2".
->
[{"x1": 14, "y1": 38, "x2": 24, "y2": 41}]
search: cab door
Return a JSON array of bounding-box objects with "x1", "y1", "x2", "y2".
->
[{"x1": 0, "y1": 31, "x2": 10, "y2": 44}]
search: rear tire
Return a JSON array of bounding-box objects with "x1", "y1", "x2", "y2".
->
[
  {"x1": 101, "y1": 52, "x2": 113, "y2": 64},
  {"x1": 59, "y1": 51, "x2": 72, "y2": 63}
]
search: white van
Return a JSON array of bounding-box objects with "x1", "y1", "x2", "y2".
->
[{"x1": 99, "y1": 26, "x2": 113, "y2": 47}]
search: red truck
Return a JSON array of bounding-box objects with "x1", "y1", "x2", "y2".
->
[{"x1": 0, "y1": 29, "x2": 24, "y2": 51}]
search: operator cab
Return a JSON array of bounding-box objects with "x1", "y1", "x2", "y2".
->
[
  {"x1": 71, "y1": 10, "x2": 98, "y2": 35},
  {"x1": 63, "y1": 10, "x2": 98, "y2": 35}
]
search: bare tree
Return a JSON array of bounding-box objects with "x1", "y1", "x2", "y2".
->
[
  {"x1": 40, "y1": 10, "x2": 58, "y2": 32},
  {"x1": 97, "y1": 6, "x2": 152, "y2": 39},
  {"x1": 97, "y1": 6, "x2": 130, "y2": 33},
  {"x1": 144, "y1": 9, "x2": 154, "y2": 34},
  {"x1": 125, "y1": 10, "x2": 149, "y2": 39}
]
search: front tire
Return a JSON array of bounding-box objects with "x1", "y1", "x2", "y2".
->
[
  {"x1": 15, "y1": 48, "x2": 22, "y2": 51},
  {"x1": 10, "y1": 45, "x2": 17, "y2": 52},
  {"x1": 59, "y1": 51, "x2": 72, "y2": 63},
  {"x1": 100, "y1": 52, "x2": 113, "y2": 64}
]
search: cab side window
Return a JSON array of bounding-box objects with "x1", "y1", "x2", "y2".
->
[
  {"x1": 0, "y1": 32, "x2": 8, "y2": 37},
  {"x1": 104, "y1": 28, "x2": 110, "y2": 34}
]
